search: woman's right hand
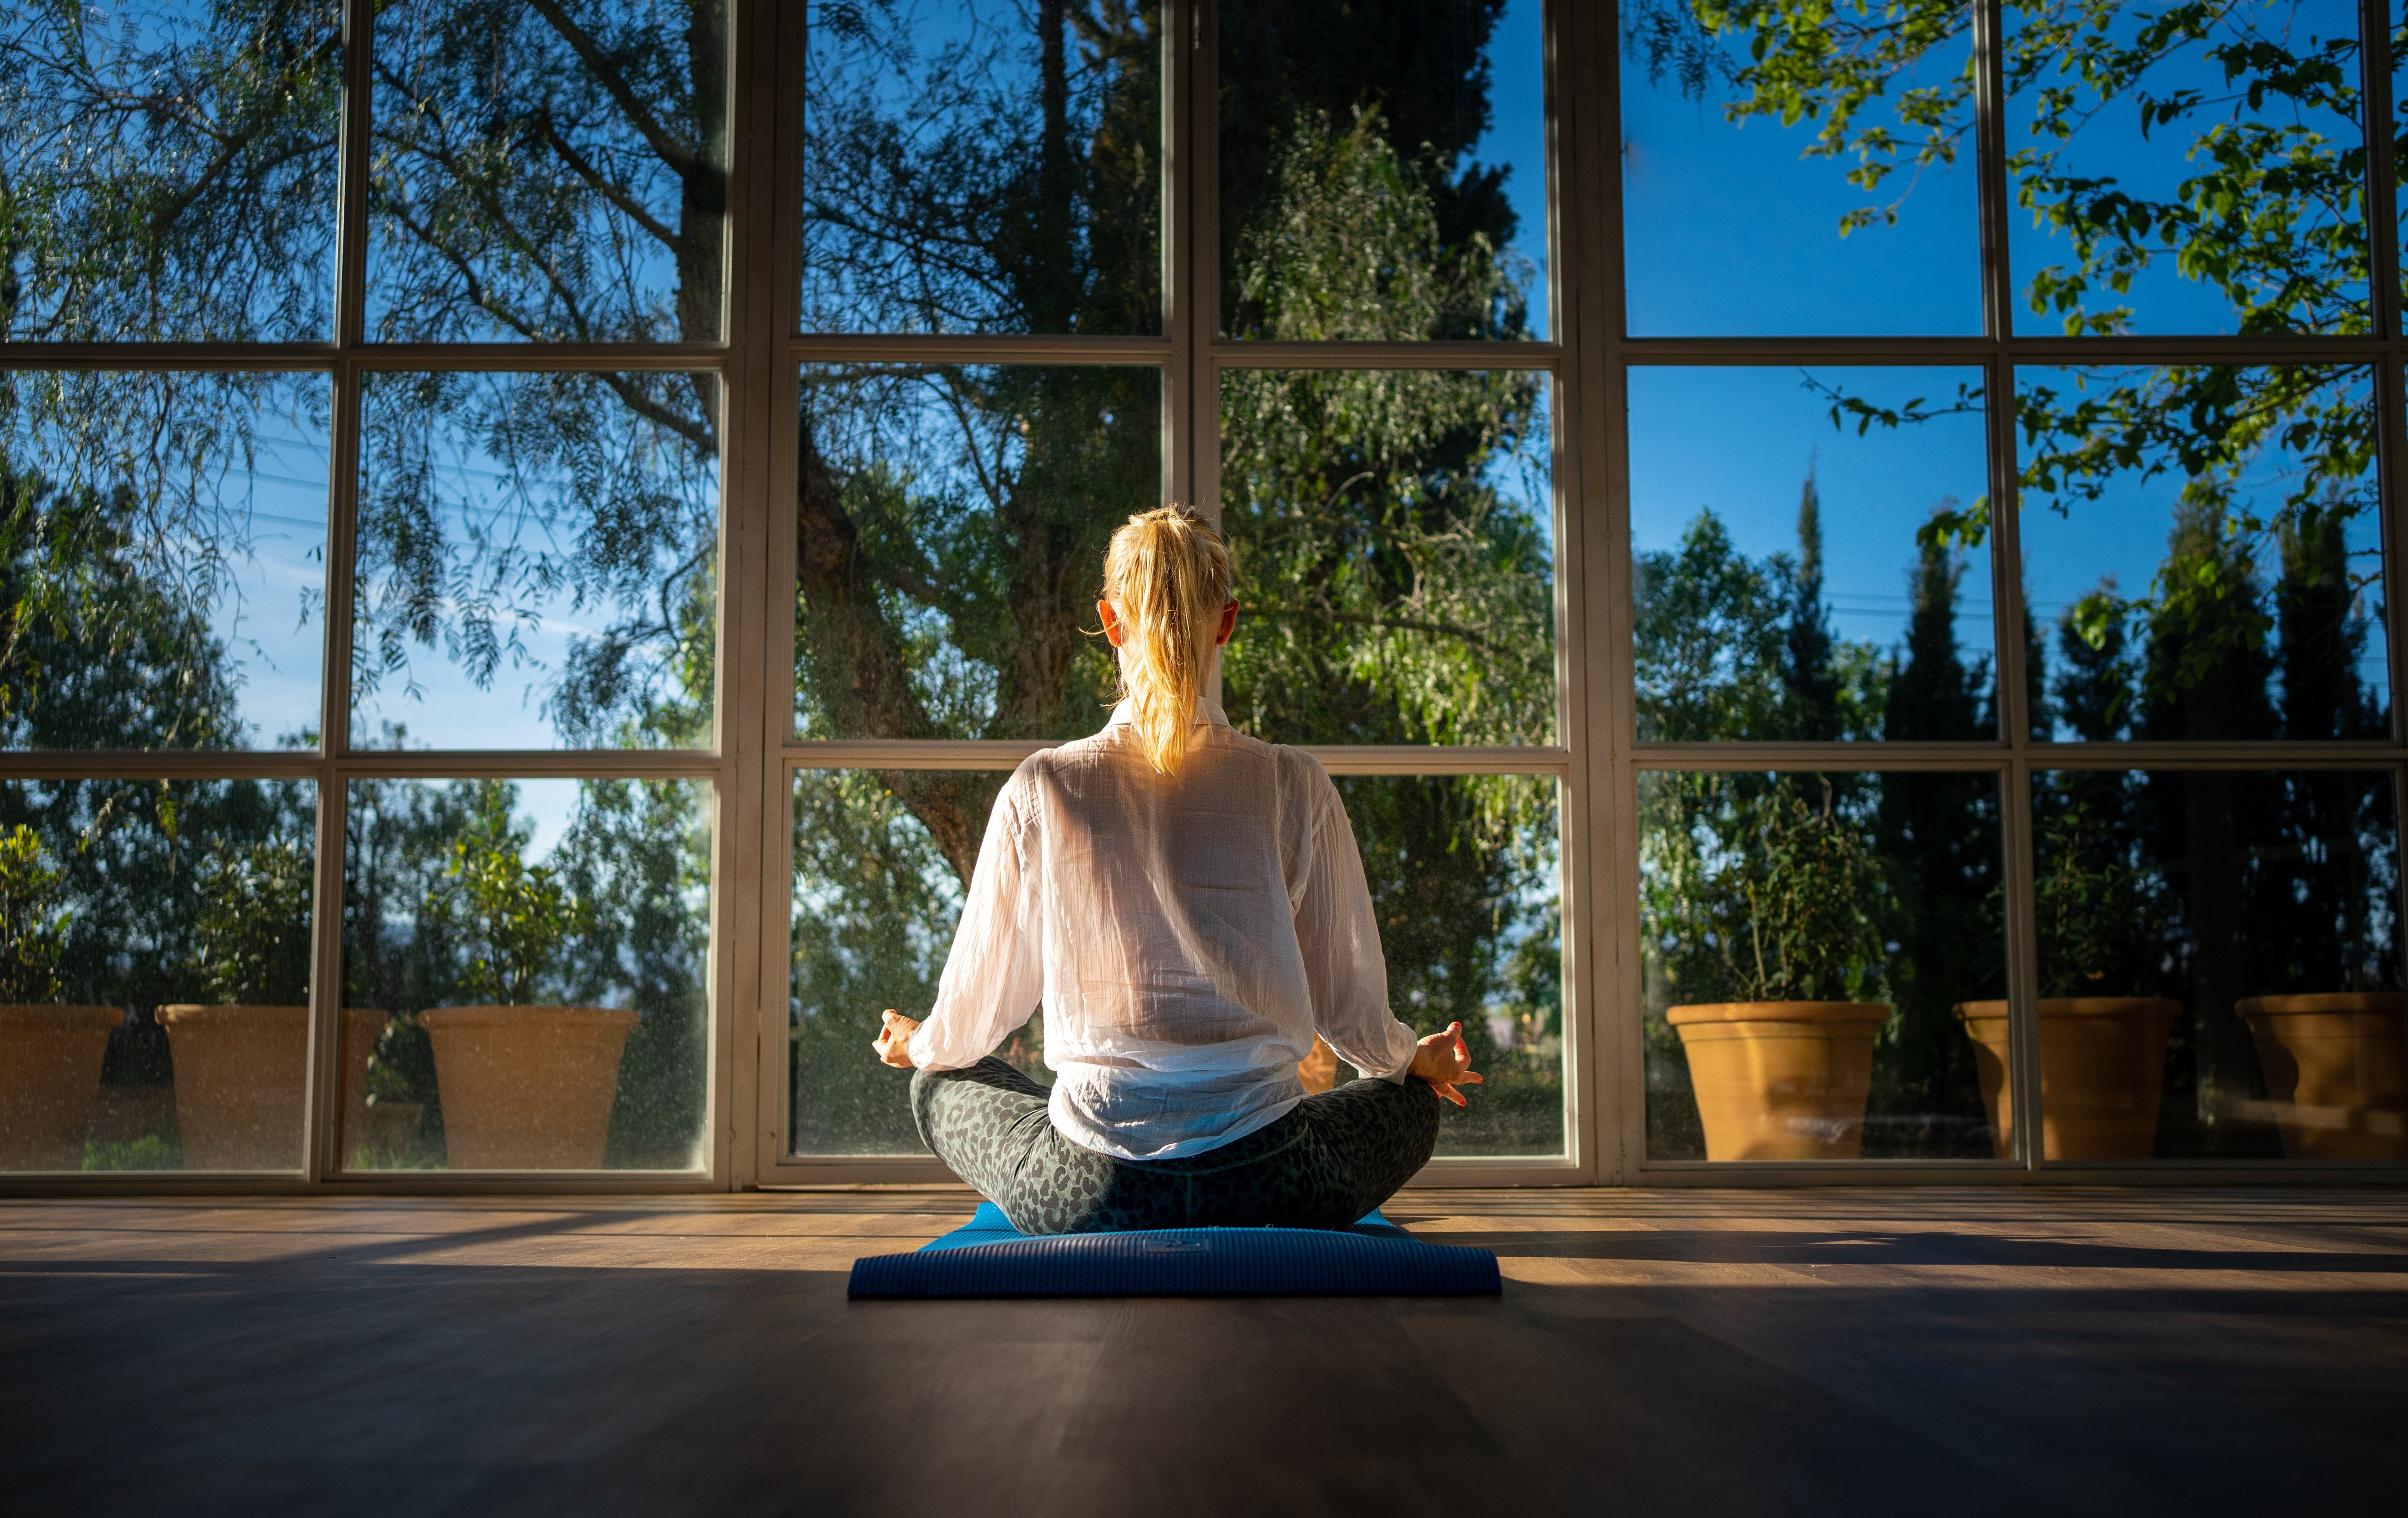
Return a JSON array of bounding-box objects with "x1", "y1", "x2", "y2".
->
[{"x1": 1409, "y1": 1021, "x2": 1483, "y2": 1107}]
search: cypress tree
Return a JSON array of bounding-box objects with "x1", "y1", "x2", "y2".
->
[
  {"x1": 2251, "y1": 505, "x2": 2392, "y2": 1009},
  {"x1": 1869, "y1": 515, "x2": 1996, "y2": 1155},
  {"x1": 2135, "y1": 499, "x2": 2280, "y2": 1157},
  {"x1": 1885, "y1": 524, "x2": 1983, "y2": 742},
  {"x1": 1783, "y1": 463, "x2": 1843, "y2": 741}
]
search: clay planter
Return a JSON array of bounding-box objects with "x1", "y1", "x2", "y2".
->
[
  {"x1": 1956, "y1": 998, "x2": 2181, "y2": 1160},
  {"x1": 417, "y1": 1005, "x2": 638, "y2": 1170},
  {"x1": 2235, "y1": 994, "x2": 2407, "y2": 1160},
  {"x1": 157, "y1": 1004, "x2": 310, "y2": 1170},
  {"x1": 1666, "y1": 1002, "x2": 1890, "y2": 1160},
  {"x1": 0, "y1": 1005, "x2": 122, "y2": 1169}
]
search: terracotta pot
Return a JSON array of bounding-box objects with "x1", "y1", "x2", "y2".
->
[
  {"x1": 89, "y1": 1083, "x2": 175, "y2": 1146},
  {"x1": 417, "y1": 1005, "x2": 638, "y2": 1169},
  {"x1": 2235, "y1": 994, "x2": 2407, "y2": 1160},
  {"x1": 1666, "y1": 1002, "x2": 1890, "y2": 1160},
  {"x1": 1955, "y1": 998, "x2": 2181, "y2": 1160},
  {"x1": 157, "y1": 1004, "x2": 310, "y2": 1170},
  {"x1": 0, "y1": 1005, "x2": 122, "y2": 1170}
]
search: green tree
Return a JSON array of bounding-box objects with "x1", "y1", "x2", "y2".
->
[
  {"x1": 0, "y1": 457, "x2": 248, "y2": 752},
  {"x1": 1884, "y1": 524, "x2": 1986, "y2": 743},
  {"x1": 193, "y1": 838, "x2": 314, "y2": 1006},
  {"x1": 1869, "y1": 528, "x2": 1998, "y2": 1153},
  {"x1": 1783, "y1": 466, "x2": 1844, "y2": 740},
  {"x1": 1633, "y1": 0, "x2": 2386, "y2": 722},
  {"x1": 0, "y1": 824, "x2": 66, "y2": 1003},
  {"x1": 1636, "y1": 512, "x2": 1791, "y2": 742}
]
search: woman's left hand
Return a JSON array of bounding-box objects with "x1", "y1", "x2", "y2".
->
[{"x1": 872, "y1": 1010, "x2": 922, "y2": 1068}]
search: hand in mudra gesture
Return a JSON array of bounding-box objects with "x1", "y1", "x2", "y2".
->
[
  {"x1": 872, "y1": 1010, "x2": 920, "y2": 1069},
  {"x1": 1408, "y1": 1021, "x2": 1484, "y2": 1107}
]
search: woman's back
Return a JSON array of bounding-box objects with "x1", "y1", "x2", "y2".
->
[{"x1": 911, "y1": 696, "x2": 1415, "y2": 1160}]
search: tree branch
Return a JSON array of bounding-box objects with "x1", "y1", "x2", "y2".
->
[{"x1": 522, "y1": 0, "x2": 701, "y2": 180}]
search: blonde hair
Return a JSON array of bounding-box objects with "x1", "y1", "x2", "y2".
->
[{"x1": 1101, "y1": 505, "x2": 1232, "y2": 777}]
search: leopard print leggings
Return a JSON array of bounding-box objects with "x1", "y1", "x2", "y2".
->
[{"x1": 910, "y1": 1057, "x2": 1442, "y2": 1236}]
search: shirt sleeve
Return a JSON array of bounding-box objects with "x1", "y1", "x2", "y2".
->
[
  {"x1": 1292, "y1": 772, "x2": 1420, "y2": 1083},
  {"x1": 909, "y1": 766, "x2": 1043, "y2": 1071}
]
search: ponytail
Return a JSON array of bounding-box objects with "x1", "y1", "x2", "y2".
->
[{"x1": 1101, "y1": 505, "x2": 1232, "y2": 777}]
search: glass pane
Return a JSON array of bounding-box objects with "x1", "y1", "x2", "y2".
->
[
  {"x1": 787, "y1": 768, "x2": 1562, "y2": 1159},
  {"x1": 2030, "y1": 768, "x2": 2401, "y2": 1160},
  {"x1": 1220, "y1": 368, "x2": 1555, "y2": 746},
  {"x1": 2018, "y1": 365, "x2": 2387, "y2": 741},
  {"x1": 1618, "y1": 1, "x2": 1981, "y2": 335},
  {"x1": 2006, "y1": 0, "x2": 2365, "y2": 336},
  {"x1": 789, "y1": 767, "x2": 1004, "y2": 1157},
  {"x1": 1630, "y1": 367, "x2": 1993, "y2": 742},
  {"x1": 0, "y1": 1, "x2": 342, "y2": 341},
  {"x1": 2398, "y1": 1, "x2": 2408, "y2": 334},
  {"x1": 1218, "y1": 0, "x2": 1546, "y2": 338},
  {"x1": 1641, "y1": 769, "x2": 2007, "y2": 1161},
  {"x1": 352, "y1": 370, "x2": 720, "y2": 751},
  {"x1": 802, "y1": 0, "x2": 1161, "y2": 336},
  {"x1": 0, "y1": 777, "x2": 316, "y2": 1173},
  {"x1": 341, "y1": 777, "x2": 710, "y2": 1172},
  {"x1": 1340, "y1": 773, "x2": 1563, "y2": 1158},
  {"x1": 1, "y1": 371, "x2": 328, "y2": 751},
  {"x1": 368, "y1": 0, "x2": 729, "y2": 342},
  {"x1": 795, "y1": 363, "x2": 1159, "y2": 743}
]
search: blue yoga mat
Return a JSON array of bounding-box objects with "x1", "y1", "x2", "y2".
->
[{"x1": 848, "y1": 1202, "x2": 1501, "y2": 1298}]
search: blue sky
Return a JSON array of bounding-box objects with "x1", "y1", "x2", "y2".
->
[
  {"x1": 1474, "y1": 0, "x2": 1550, "y2": 337},
  {"x1": 1628, "y1": 366, "x2": 1995, "y2": 671},
  {"x1": 1616, "y1": 0, "x2": 2390, "y2": 732}
]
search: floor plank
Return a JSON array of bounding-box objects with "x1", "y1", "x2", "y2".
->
[{"x1": 1, "y1": 1187, "x2": 2401, "y2": 1516}]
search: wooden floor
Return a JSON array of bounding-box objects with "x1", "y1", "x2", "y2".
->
[{"x1": 2, "y1": 1187, "x2": 2403, "y2": 1517}]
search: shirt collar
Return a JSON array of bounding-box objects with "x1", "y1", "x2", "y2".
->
[{"x1": 1106, "y1": 697, "x2": 1230, "y2": 731}]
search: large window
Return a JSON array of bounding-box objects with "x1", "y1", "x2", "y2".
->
[{"x1": 3, "y1": 1, "x2": 2401, "y2": 1187}]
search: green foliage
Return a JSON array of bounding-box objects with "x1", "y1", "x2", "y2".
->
[
  {"x1": 0, "y1": 823, "x2": 66, "y2": 1003},
  {"x1": 1637, "y1": 506, "x2": 1887, "y2": 742},
  {"x1": 82, "y1": 1133, "x2": 180, "y2": 1171},
  {"x1": 555, "y1": 777, "x2": 710, "y2": 1168},
  {"x1": 1231, "y1": 104, "x2": 1526, "y2": 342},
  {"x1": 193, "y1": 838, "x2": 314, "y2": 1005},
  {"x1": 789, "y1": 769, "x2": 977, "y2": 1155},
  {"x1": 2031, "y1": 800, "x2": 2154, "y2": 997},
  {"x1": 0, "y1": 0, "x2": 345, "y2": 343},
  {"x1": 1648, "y1": 776, "x2": 1889, "y2": 1006},
  {"x1": 1635, "y1": 0, "x2": 2386, "y2": 721},
  {"x1": 0, "y1": 450, "x2": 250, "y2": 751},
  {"x1": 420, "y1": 783, "x2": 586, "y2": 1007}
]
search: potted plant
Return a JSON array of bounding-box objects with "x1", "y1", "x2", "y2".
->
[
  {"x1": 1661, "y1": 781, "x2": 1892, "y2": 1161},
  {"x1": 0, "y1": 825, "x2": 120, "y2": 1170},
  {"x1": 158, "y1": 838, "x2": 318, "y2": 1170},
  {"x1": 1956, "y1": 805, "x2": 2179, "y2": 1160},
  {"x1": 417, "y1": 794, "x2": 635, "y2": 1170},
  {"x1": 2234, "y1": 993, "x2": 2405, "y2": 1160}
]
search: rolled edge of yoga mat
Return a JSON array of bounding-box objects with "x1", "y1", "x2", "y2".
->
[{"x1": 848, "y1": 1225, "x2": 1502, "y2": 1298}]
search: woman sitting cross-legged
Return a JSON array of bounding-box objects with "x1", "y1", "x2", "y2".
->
[{"x1": 869, "y1": 504, "x2": 1479, "y2": 1237}]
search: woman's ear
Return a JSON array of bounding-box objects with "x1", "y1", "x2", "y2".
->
[
  {"x1": 1096, "y1": 599, "x2": 1125, "y2": 648},
  {"x1": 1215, "y1": 599, "x2": 1238, "y2": 647}
]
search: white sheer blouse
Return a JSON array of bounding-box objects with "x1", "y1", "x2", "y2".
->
[{"x1": 906, "y1": 698, "x2": 1421, "y2": 1160}]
